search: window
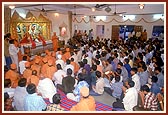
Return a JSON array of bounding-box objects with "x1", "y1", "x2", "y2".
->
[
  {"x1": 152, "y1": 26, "x2": 164, "y2": 37},
  {"x1": 119, "y1": 25, "x2": 134, "y2": 40}
]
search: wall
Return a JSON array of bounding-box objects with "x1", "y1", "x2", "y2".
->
[
  {"x1": 11, "y1": 8, "x2": 164, "y2": 42},
  {"x1": 72, "y1": 15, "x2": 164, "y2": 40},
  {"x1": 4, "y1": 7, "x2": 11, "y2": 34}
]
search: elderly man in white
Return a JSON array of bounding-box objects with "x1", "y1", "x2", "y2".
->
[{"x1": 37, "y1": 74, "x2": 57, "y2": 103}]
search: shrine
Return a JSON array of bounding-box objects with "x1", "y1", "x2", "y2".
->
[{"x1": 10, "y1": 11, "x2": 53, "y2": 55}]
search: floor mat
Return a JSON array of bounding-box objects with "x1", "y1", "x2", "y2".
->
[{"x1": 44, "y1": 89, "x2": 113, "y2": 111}]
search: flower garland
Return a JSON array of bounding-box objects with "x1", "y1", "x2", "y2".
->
[{"x1": 72, "y1": 17, "x2": 164, "y2": 24}]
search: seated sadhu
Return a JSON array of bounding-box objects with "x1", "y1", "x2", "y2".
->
[
  {"x1": 62, "y1": 48, "x2": 71, "y2": 62},
  {"x1": 70, "y1": 86, "x2": 96, "y2": 111},
  {"x1": 5, "y1": 63, "x2": 20, "y2": 88}
]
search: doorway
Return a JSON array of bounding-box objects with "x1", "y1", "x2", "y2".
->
[
  {"x1": 96, "y1": 25, "x2": 105, "y2": 40},
  {"x1": 111, "y1": 25, "x2": 119, "y2": 41},
  {"x1": 119, "y1": 25, "x2": 134, "y2": 40}
]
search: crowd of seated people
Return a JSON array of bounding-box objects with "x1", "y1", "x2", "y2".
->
[{"x1": 4, "y1": 30, "x2": 164, "y2": 111}]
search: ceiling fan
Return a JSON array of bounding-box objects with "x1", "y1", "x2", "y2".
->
[
  {"x1": 72, "y1": 5, "x2": 84, "y2": 16},
  {"x1": 34, "y1": 5, "x2": 57, "y2": 13},
  {"x1": 92, "y1": 4, "x2": 109, "y2": 11},
  {"x1": 109, "y1": 4, "x2": 127, "y2": 16},
  {"x1": 31, "y1": 5, "x2": 57, "y2": 16}
]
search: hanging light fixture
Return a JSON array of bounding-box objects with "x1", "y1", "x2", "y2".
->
[
  {"x1": 54, "y1": 13, "x2": 59, "y2": 17},
  {"x1": 92, "y1": 8, "x2": 95, "y2": 12},
  {"x1": 139, "y1": 4, "x2": 144, "y2": 9},
  {"x1": 9, "y1": 5, "x2": 15, "y2": 9},
  {"x1": 105, "y1": 6, "x2": 111, "y2": 13}
]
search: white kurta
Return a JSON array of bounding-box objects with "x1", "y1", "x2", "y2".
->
[
  {"x1": 63, "y1": 64, "x2": 74, "y2": 77},
  {"x1": 55, "y1": 59, "x2": 65, "y2": 69},
  {"x1": 9, "y1": 44, "x2": 19, "y2": 70},
  {"x1": 37, "y1": 78, "x2": 57, "y2": 103},
  {"x1": 19, "y1": 60, "x2": 27, "y2": 74},
  {"x1": 123, "y1": 87, "x2": 138, "y2": 111},
  {"x1": 93, "y1": 77, "x2": 105, "y2": 94},
  {"x1": 132, "y1": 74, "x2": 141, "y2": 91},
  {"x1": 53, "y1": 69, "x2": 67, "y2": 85}
]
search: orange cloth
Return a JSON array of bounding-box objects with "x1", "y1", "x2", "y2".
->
[
  {"x1": 10, "y1": 63, "x2": 17, "y2": 70},
  {"x1": 45, "y1": 50, "x2": 49, "y2": 54},
  {"x1": 41, "y1": 59, "x2": 56, "y2": 78},
  {"x1": 31, "y1": 64, "x2": 41, "y2": 77},
  {"x1": 5, "y1": 70, "x2": 20, "y2": 88},
  {"x1": 52, "y1": 51, "x2": 56, "y2": 57},
  {"x1": 52, "y1": 32, "x2": 59, "y2": 52},
  {"x1": 45, "y1": 66, "x2": 56, "y2": 80},
  {"x1": 48, "y1": 59, "x2": 54, "y2": 66},
  {"x1": 25, "y1": 62, "x2": 31, "y2": 68},
  {"x1": 41, "y1": 63, "x2": 48, "y2": 77},
  {"x1": 42, "y1": 57, "x2": 48, "y2": 64},
  {"x1": 51, "y1": 52, "x2": 56, "y2": 66},
  {"x1": 23, "y1": 69, "x2": 32, "y2": 79},
  {"x1": 141, "y1": 31, "x2": 147, "y2": 42},
  {"x1": 71, "y1": 61, "x2": 79, "y2": 74},
  {"x1": 45, "y1": 53, "x2": 53, "y2": 62},
  {"x1": 18, "y1": 50, "x2": 23, "y2": 62},
  {"x1": 33, "y1": 56, "x2": 42, "y2": 66},
  {"x1": 35, "y1": 58, "x2": 40, "y2": 64},
  {"x1": 27, "y1": 75, "x2": 39, "y2": 86},
  {"x1": 70, "y1": 96, "x2": 96, "y2": 111},
  {"x1": 62, "y1": 52, "x2": 71, "y2": 62},
  {"x1": 51, "y1": 57, "x2": 56, "y2": 67}
]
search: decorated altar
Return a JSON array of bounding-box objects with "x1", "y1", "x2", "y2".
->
[
  {"x1": 10, "y1": 11, "x2": 52, "y2": 55},
  {"x1": 21, "y1": 40, "x2": 53, "y2": 56}
]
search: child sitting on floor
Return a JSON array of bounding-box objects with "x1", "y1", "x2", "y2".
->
[{"x1": 46, "y1": 93, "x2": 64, "y2": 111}]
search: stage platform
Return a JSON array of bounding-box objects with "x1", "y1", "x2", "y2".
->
[
  {"x1": 21, "y1": 40, "x2": 53, "y2": 55},
  {"x1": 21, "y1": 40, "x2": 65, "y2": 56}
]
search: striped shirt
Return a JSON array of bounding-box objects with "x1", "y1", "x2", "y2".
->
[
  {"x1": 144, "y1": 92, "x2": 158, "y2": 111},
  {"x1": 46, "y1": 104, "x2": 64, "y2": 111}
]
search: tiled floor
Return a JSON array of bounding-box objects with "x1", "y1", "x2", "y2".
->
[{"x1": 93, "y1": 92, "x2": 116, "y2": 107}]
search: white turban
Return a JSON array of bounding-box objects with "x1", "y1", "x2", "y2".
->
[{"x1": 57, "y1": 54, "x2": 62, "y2": 59}]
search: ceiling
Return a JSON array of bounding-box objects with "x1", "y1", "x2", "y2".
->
[{"x1": 4, "y1": 3, "x2": 165, "y2": 16}]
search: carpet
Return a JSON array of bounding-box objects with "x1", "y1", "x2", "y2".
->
[{"x1": 44, "y1": 89, "x2": 113, "y2": 111}]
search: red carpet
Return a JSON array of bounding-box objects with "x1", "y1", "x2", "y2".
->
[{"x1": 44, "y1": 89, "x2": 113, "y2": 111}]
